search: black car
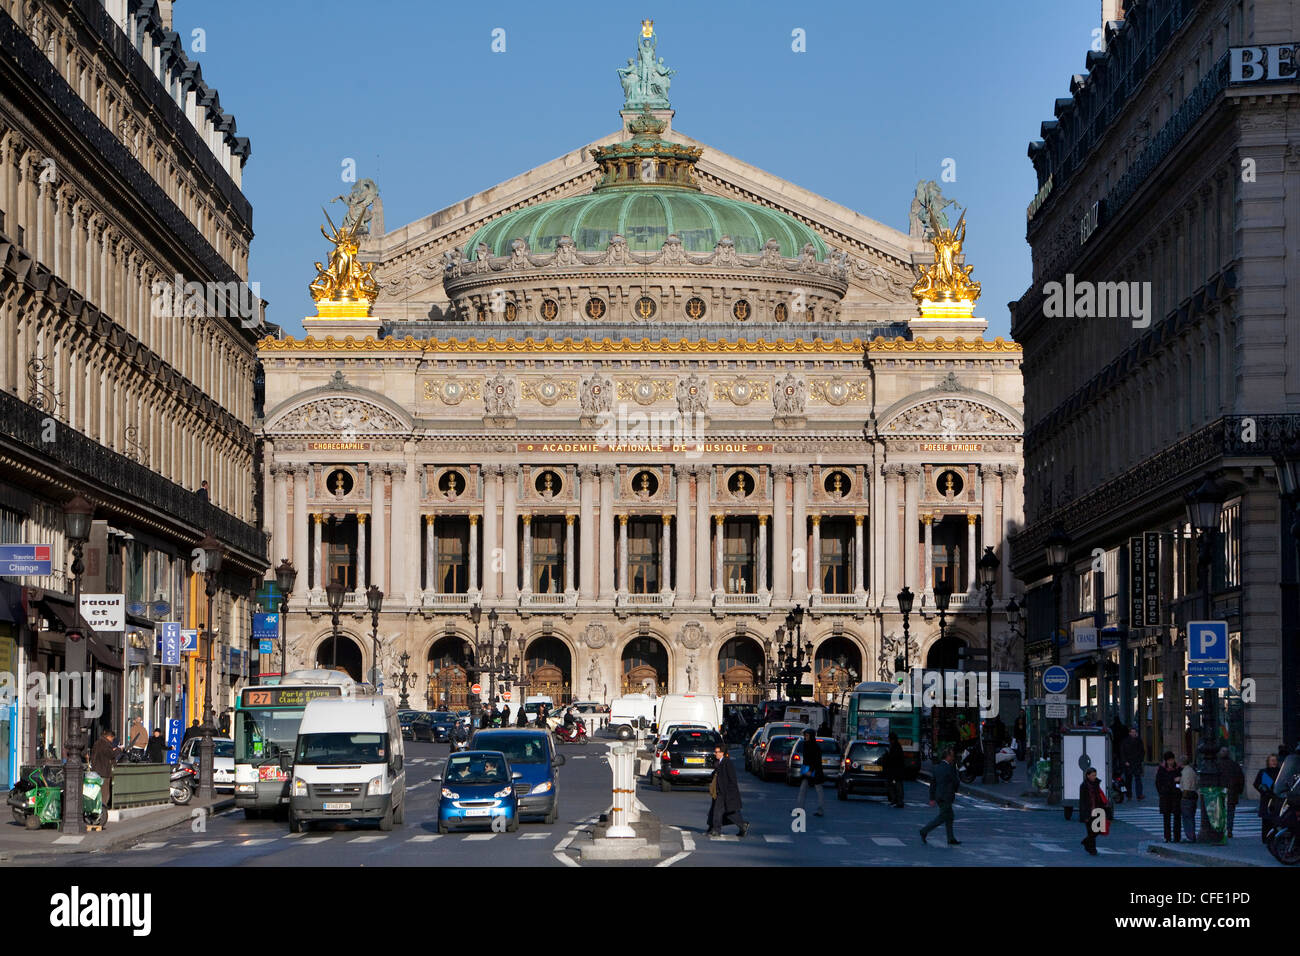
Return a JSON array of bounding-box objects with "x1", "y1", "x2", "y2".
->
[
  {"x1": 654, "y1": 729, "x2": 723, "y2": 792},
  {"x1": 837, "y1": 739, "x2": 890, "y2": 800},
  {"x1": 399, "y1": 711, "x2": 435, "y2": 743},
  {"x1": 427, "y1": 711, "x2": 457, "y2": 743}
]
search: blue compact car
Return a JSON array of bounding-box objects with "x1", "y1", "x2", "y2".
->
[
  {"x1": 437, "y1": 750, "x2": 519, "y2": 833},
  {"x1": 469, "y1": 729, "x2": 564, "y2": 824}
]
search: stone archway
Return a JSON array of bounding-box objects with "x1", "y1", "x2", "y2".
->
[
  {"x1": 925, "y1": 632, "x2": 967, "y2": 671},
  {"x1": 524, "y1": 636, "x2": 572, "y2": 705},
  {"x1": 315, "y1": 633, "x2": 364, "y2": 683},
  {"x1": 621, "y1": 635, "x2": 669, "y2": 696},
  {"x1": 717, "y1": 637, "x2": 765, "y2": 704},
  {"x1": 813, "y1": 635, "x2": 863, "y2": 705},
  {"x1": 427, "y1": 636, "x2": 473, "y2": 711}
]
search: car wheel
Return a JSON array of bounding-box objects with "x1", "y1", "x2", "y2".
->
[
  {"x1": 437, "y1": 820, "x2": 449, "y2": 834},
  {"x1": 379, "y1": 805, "x2": 394, "y2": 831},
  {"x1": 660, "y1": 778, "x2": 672, "y2": 793},
  {"x1": 617, "y1": 725, "x2": 633, "y2": 741},
  {"x1": 507, "y1": 816, "x2": 519, "y2": 833},
  {"x1": 289, "y1": 812, "x2": 305, "y2": 834},
  {"x1": 544, "y1": 802, "x2": 558, "y2": 825}
]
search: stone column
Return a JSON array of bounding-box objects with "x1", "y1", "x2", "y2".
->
[
  {"x1": 482, "y1": 468, "x2": 500, "y2": 600},
  {"x1": 920, "y1": 513, "x2": 933, "y2": 595},
  {"x1": 313, "y1": 513, "x2": 324, "y2": 590},
  {"x1": 1000, "y1": 465, "x2": 1019, "y2": 596},
  {"x1": 903, "y1": 465, "x2": 921, "y2": 591},
  {"x1": 694, "y1": 467, "x2": 711, "y2": 598},
  {"x1": 402, "y1": 462, "x2": 419, "y2": 603},
  {"x1": 292, "y1": 469, "x2": 308, "y2": 599},
  {"x1": 272, "y1": 467, "x2": 289, "y2": 566},
  {"x1": 423, "y1": 515, "x2": 434, "y2": 592},
  {"x1": 356, "y1": 513, "x2": 368, "y2": 593},
  {"x1": 810, "y1": 515, "x2": 822, "y2": 595},
  {"x1": 599, "y1": 466, "x2": 616, "y2": 600},
  {"x1": 980, "y1": 464, "x2": 1000, "y2": 591},
  {"x1": 502, "y1": 466, "x2": 519, "y2": 601},
  {"x1": 388, "y1": 464, "x2": 408, "y2": 600},
  {"x1": 757, "y1": 515, "x2": 769, "y2": 596},
  {"x1": 966, "y1": 513, "x2": 978, "y2": 591},
  {"x1": 371, "y1": 470, "x2": 386, "y2": 594},
  {"x1": 883, "y1": 467, "x2": 901, "y2": 600},
  {"x1": 618, "y1": 515, "x2": 629, "y2": 594},
  {"x1": 579, "y1": 465, "x2": 596, "y2": 598},
  {"x1": 791, "y1": 466, "x2": 808, "y2": 600},
  {"x1": 714, "y1": 515, "x2": 725, "y2": 593},
  {"x1": 675, "y1": 468, "x2": 691, "y2": 599},
  {"x1": 773, "y1": 467, "x2": 790, "y2": 601},
  {"x1": 854, "y1": 514, "x2": 866, "y2": 596},
  {"x1": 469, "y1": 515, "x2": 480, "y2": 593},
  {"x1": 661, "y1": 515, "x2": 673, "y2": 594},
  {"x1": 565, "y1": 514, "x2": 576, "y2": 595},
  {"x1": 521, "y1": 513, "x2": 533, "y2": 595}
]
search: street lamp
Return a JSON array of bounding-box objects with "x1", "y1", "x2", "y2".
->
[
  {"x1": 1185, "y1": 473, "x2": 1224, "y2": 839},
  {"x1": 60, "y1": 495, "x2": 94, "y2": 834},
  {"x1": 274, "y1": 559, "x2": 296, "y2": 678},
  {"x1": 392, "y1": 651, "x2": 415, "y2": 708},
  {"x1": 366, "y1": 585, "x2": 383, "y2": 691},
  {"x1": 1044, "y1": 522, "x2": 1071, "y2": 804},
  {"x1": 325, "y1": 580, "x2": 344, "y2": 670},
  {"x1": 977, "y1": 545, "x2": 1000, "y2": 784},
  {"x1": 197, "y1": 532, "x2": 224, "y2": 801},
  {"x1": 933, "y1": 580, "x2": 952, "y2": 644},
  {"x1": 774, "y1": 605, "x2": 813, "y2": 701},
  {"x1": 897, "y1": 586, "x2": 915, "y2": 678},
  {"x1": 467, "y1": 603, "x2": 483, "y2": 725}
]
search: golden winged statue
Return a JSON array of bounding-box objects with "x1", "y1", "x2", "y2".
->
[
  {"x1": 309, "y1": 208, "x2": 378, "y2": 304},
  {"x1": 911, "y1": 210, "x2": 981, "y2": 304}
]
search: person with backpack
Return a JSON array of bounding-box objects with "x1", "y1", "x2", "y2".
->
[
  {"x1": 794, "y1": 729, "x2": 825, "y2": 817},
  {"x1": 1178, "y1": 754, "x2": 1198, "y2": 843}
]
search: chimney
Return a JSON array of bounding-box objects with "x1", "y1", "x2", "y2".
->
[
  {"x1": 159, "y1": 0, "x2": 174, "y2": 30},
  {"x1": 1101, "y1": 0, "x2": 1126, "y2": 27}
]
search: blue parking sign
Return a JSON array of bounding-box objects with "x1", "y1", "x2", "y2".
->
[{"x1": 1188, "y1": 621, "x2": 1228, "y2": 661}]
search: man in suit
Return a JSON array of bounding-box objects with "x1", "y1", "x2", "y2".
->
[
  {"x1": 920, "y1": 746, "x2": 961, "y2": 845},
  {"x1": 708, "y1": 743, "x2": 749, "y2": 837}
]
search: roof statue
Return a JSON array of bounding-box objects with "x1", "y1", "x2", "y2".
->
[
  {"x1": 331, "y1": 178, "x2": 379, "y2": 237},
  {"x1": 909, "y1": 180, "x2": 957, "y2": 239},
  {"x1": 618, "y1": 20, "x2": 675, "y2": 110},
  {"x1": 911, "y1": 209, "x2": 981, "y2": 304},
  {"x1": 309, "y1": 202, "x2": 379, "y2": 305}
]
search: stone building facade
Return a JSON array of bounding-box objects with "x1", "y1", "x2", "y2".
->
[
  {"x1": 1011, "y1": 0, "x2": 1300, "y2": 770},
  {"x1": 0, "y1": 0, "x2": 267, "y2": 777},
  {"x1": 259, "y1": 28, "x2": 1025, "y2": 715}
]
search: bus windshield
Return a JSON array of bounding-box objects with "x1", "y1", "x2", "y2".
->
[{"x1": 235, "y1": 709, "x2": 303, "y2": 762}]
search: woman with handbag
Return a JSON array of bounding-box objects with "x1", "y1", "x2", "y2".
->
[
  {"x1": 1079, "y1": 767, "x2": 1109, "y2": 856},
  {"x1": 1155, "y1": 751, "x2": 1182, "y2": 842},
  {"x1": 1254, "y1": 753, "x2": 1282, "y2": 844},
  {"x1": 794, "y1": 729, "x2": 825, "y2": 818}
]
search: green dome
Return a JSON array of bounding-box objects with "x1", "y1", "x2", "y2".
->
[{"x1": 466, "y1": 187, "x2": 828, "y2": 261}]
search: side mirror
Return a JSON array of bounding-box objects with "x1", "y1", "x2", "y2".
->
[
  {"x1": 278, "y1": 753, "x2": 293, "y2": 771},
  {"x1": 553, "y1": 753, "x2": 566, "y2": 767}
]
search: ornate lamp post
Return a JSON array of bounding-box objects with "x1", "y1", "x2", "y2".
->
[
  {"x1": 1185, "y1": 474, "x2": 1224, "y2": 840},
  {"x1": 466, "y1": 603, "x2": 483, "y2": 725},
  {"x1": 897, "y1": 586, "x2": 915, "y2": 678},
  {"x1": 775, "y1": 605, "x2": 813, "y2": 701},
  {"x1": 933, "y1": 580, "x2": 952, "y2": 646},
  {"x1": 60, "y1": 495, "x2": 94, "y2": 834},
  {"x1": 274, "y1": 559, "x2": 296, "y2": 678},
  {"x1": 1044, "y1": 522, "x2": 1071, "y2": 804},
  {"x1": 325, "y1": 581, "x2": 344, "y2": 670},
  {"x1": 197, "y1": 532, "x2": 224, "y2": 801},
  {"x1": 366, "y1": 585, "x2": 383, "y2": 691},
  {"x1": 392, "y1": 651, "x2": 416, "y2": 709},
  {"x1": 976, "y1": 546, "x2": 1000, "y2": 784}
]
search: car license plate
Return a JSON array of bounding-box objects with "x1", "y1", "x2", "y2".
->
[
  {"x1": 464, "y1": 808, "x2": 491, "y2": 817},
  {"x1": 322, "y1": 802, "x2": 351, "y2": 811},
  {"x1": 861, "y1": 765, "x2": 880, "y2": 772},
  {"x1": 685, "y1": 757, "x2": 704, "y2": 765}
]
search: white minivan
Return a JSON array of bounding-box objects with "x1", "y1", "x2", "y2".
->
[
  {"x1": 289, "y1": 696, "x2": 405, "y2": 832},
  {"x1": 610, "y1": 694, "x2": 657, "y2": 740},
  {"x1": 654, "y1": 694, "x2": 724, "y2": 734}
]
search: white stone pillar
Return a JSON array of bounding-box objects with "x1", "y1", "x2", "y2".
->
[
  {"x1": 694, "y1": 467, "x2": 711, "y2": 598},
  {"x1": 618, "y1": 514, "x2": 629, "y2": 593},
  {"x1": 921, "y1": 513, "x2": 933, "y2": 595},
  {"x1": 599, "y1": 466, "x2": 616, "y2": 600},
  {"x1": 372, "y1": 470, "x2": 387, "y2": 594},
  {"x1": 388, "y1": 464, "x2": 406, "y2": 600},
  {"x1": 469, "y1": 515, "x2": 480, "y2": 593},
  {"x1": 521, "y1": 513, "x2": 533, "y2": 595},
  {"x1": 356, "y1": 513, "x2": 368, "y2": 593},
  {"x1": 661, "y1": 515, "x2": 672, "y2": 594},
  {"x1": 313, "y1": 513, "x2": 324, "y2": 590},
  {"x1": 903, "y1": 465, "x2": 921, "y2": 591},
  {"x1": 565, "y1": 514, "x2": 576, "y2": 595},
  {"x1": 502, "y1": 466, "x2": 519, "y2": 601},
  {"x1": 966, "y1": 512, "x2": 978, "y2": 591},
  {"x1": 482, "y1": 468, "x2": 499, "y2": 600},
  {"x1": 272, "y1": 466, "x2": 288, "y2": 568},
  {"x1": 714, "y1": 515, "x2": 725, "y2": 593},
  {"x1": 854, "y1": 514, "x2": 865, "y2": 596},
  {"x1": 810, "y1": 515, "x2": 821, "y2": 595},
  {"x1": 883, "y1": 465, "x2": 901, "y2": 600},
  {"x1": 292, "y1": 469, "x2": 308, "y2": 599},
  {"x1": 579, "y1": 465, "x2": 596, "y2": 598},
  {"x1": 424, "y1": 515, "x2": 434, "y2": 592},
  {"x1": 1000, "y1": 465, "x2": 1019, "y2": 596},
  {"x1": 981, "y1": 464, "x2": 1000, "y2": 589},
  {"x1": 401, "y1": 462, "x2": 419, "y2": 603},
  {"x1": 757, "y1": 515, "x2": 768, "y2": 596},
  {"x1": 791, "y1": 466, "x2": 808, "y2": 600},
  {"x1": 773, "y1": 468, "x2": 789, "y2": 601},
  {"x1": 675, "y1": 468, "x2": 691, "y2": 599}
]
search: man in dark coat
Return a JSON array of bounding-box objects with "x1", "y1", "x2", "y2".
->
[
  {"x1": 1217, "y1": 747, "x2": 1246, "y2": 837},
  {"x1": 919, "y1": 747, "x2": 960, "y2": 845},
  {"x1": 1154, "y1": 751, "x2": 1181, "y2": 842},
  {"x1": 707, "y1": 743, "x2": 748, "y2": 837},
  {"x1": 883, "y1": 732, "x2": 906, "y2": 808},
  {"x1": 144, "y1": 728, "x2": 167, "y2": 764},
  {"x1": 89, "y1": 729, "x2": 118, "y2": 809},
  {"x1": 182, "y1": 719, "x2": 200, "y2": 743},
  {"x1": 794, "y1": 729, "x2": 825, "y2": 817},
  {"x1": 1120, "y1": 727, "x2": 1146, "y2": 799}
]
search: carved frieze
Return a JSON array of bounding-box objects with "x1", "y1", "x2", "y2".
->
[
  {"x1": 423, "y1": 378, "x2": 482, "y2": 405},
  {"x1": 521, "y1": 377, "x2": 577, "y2": 406},
  {"x1": 275, "y1": 399, "x2": 403, "y2": 433},
  {"x1": 617, "y1": 377, "x2": 673, "y2": 405}
]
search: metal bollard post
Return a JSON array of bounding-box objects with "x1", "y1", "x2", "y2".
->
[{"x1": 606, "y1": 742, "x2": 636, "y2": 837}]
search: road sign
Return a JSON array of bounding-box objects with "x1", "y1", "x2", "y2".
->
[
  {"x1": 471, "y1": 683, "x2": 482, "y2": 695},
  {"x1": 1046, "y1": 703, "x2": 1068, "y2": 718},
  {"x1": 165, "y1": 718, "x2": 182, "y2": 765},
  {"x1": 0, "y1": 544, "x2": 52, "y2": 576},
  {"x1": 160, "y1": 622, "x2": 180, "y2": 667},
  {"x1": 1042, "y1": 666, "x2": 1070, "y2": 695},
  {"x1": 1046, "y1": 693, "x2": 1067, "y2": 705},
  {"x1": 1188, "y1": 621, "x2": 1228, "y2": 661},
  {"x1": 503, "y1": 691, "x2": 512, "y2": 702},
  {"x1": 259, "y1": 638, "x2": 273, "y2": 655}
]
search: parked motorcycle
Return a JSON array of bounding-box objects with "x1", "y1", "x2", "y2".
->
[
  {"x1": 1267, "y1": 751, "x2": 1300, "y2": 865},
  {"x1": 552, "y1": 717, "x2": 589, "y2": 745},
  {"x1": 957, "y1": 744, "x2": 1016, "y2": 783},
  {"x1": 169, "y1": 760, "x2": 197, "y2": 805},
  {"x1": 1110, "y1": 770, "x2": 1128, "y2": 805},
  {"x1": 7, "y1": 764, "x2": 106, "y2": 828}
]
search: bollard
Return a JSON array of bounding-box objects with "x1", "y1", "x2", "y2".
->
[{"x1": 606, "y1": 742, "x2": 636, "y2": 837}]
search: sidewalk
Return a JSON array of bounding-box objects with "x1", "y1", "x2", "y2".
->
[
  {"x1": 918, "y1": 760, "x2": 1053, "y2": 811},
  {"x1": 0, "y1": 797, "x2": 234, "y2": 861}
]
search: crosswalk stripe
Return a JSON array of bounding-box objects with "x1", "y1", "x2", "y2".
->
[
  {"x1": 131, "y1": 842, "x2": 167, "y2": 850},
  {"x1": 818, "y1": 835, "x2": 848, "y2": 845},
  {"x1": 407, "y1": 835, "x2": 441, "y2": 842},
  {"x1": 239, "y1": 838, "x2": 275, "y2": 846},
  {"x1": 871, "y1": 836, "x2": 905, "y2": 846},
  {"x1": 764, "y1": 835, "x2": 793, "y2": 844},
  {"x1": 301, "y1": 837, "x2": 331, "y2": 844},
  {"x1": 188, "y1": 840, "x2": 222, "y2": 848},
  {"x1": 348, "y1": 835, "x2": 388, "y2": 843},
  {"x1": 53, "y1": 836, "x2": 85, "y2": 845},
  {"x1": 1031, "y1": 842, "x2": 1068, "y2": 852},
  {"x1": 463, "y1": 833, "x2": 496, "y2": 841},
  {"x1": 519, "y1": 832, "x2": 549, "y2": 840}
]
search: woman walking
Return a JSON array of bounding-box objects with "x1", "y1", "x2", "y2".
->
[
  {"x1": 883, "y1": 732, "x2": 906, "y2": 808},
  {"x1": 794, "y1": 729, "x2": 825, "y2": 817},
  {"x1": 1079, "y1": 767, "x2": 1109, "y2": 856},
  {"x1": 1154, "y1": 751, "x2": 1181, "y2": 842},
  {"x1": 1178, "y1": 754, "x2": 1198, "y2": 843},
  {"x1": 1254, "y1": 753, "x2": 1282, "y2": 844}
]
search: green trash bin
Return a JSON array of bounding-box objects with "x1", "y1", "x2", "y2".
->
[{"x1": 1201, "y1": 786, "x2": 1227, "y2": 845}]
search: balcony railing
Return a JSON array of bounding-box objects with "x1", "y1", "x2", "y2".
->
[
  {"x1": 617, "y1": 592, "x2": 675, "y2": 610},
  {"x1": 809, "y1": 592, "x2": 867, "y2": 611},
  {"x1": 520, "y1": 591, "x2": 575, "y2": 610},
  {"x1": 306, "y1": 589, "x2": 366, "y2": 610},
  {"x1": 421, "y1": 592, "x2": 476, "y2": 609},
  {"x1": 714, "y1": 592, "x2": 771, "y2": 608}
]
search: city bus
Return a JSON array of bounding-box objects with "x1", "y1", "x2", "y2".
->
[
  {"x1": 839, "y1": 681, "x2": 922, "y2": 779},
  {"x1": 233, "y1": 669, "x2": 362, "y2": 816}
]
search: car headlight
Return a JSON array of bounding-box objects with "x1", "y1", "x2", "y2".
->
[
  {"x1": 494, "y1": 787, "x2": 512, "y2": 799},
  {"x1": 291, "y1": 777, "x2": 306, "y2": 796},
  {"x1": 441, "y1": 788, "x2": 459, "y2": 800},
  {"x1": 367, "y1": 776, "x2": 383, "y2": 795},
  {"x1": 529, "y1": 780, "x2": 553, "y2": 795},
  {"x1": 236, "y1": 784, "x2": 255, "y2": 793}
]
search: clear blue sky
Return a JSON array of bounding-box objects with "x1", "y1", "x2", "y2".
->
[{"x1": 175, "y1": 0, "x2": 1099, "y2": 340}]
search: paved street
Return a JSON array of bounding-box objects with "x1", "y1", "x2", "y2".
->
[{"x1": 7, "y1": 737, "x2": 1196, "y2": 867}]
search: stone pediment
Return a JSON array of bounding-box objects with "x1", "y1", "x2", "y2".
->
[
  {"x1": 266, "y1": 395, "x2": 408, "y2": 436},
  {"x1": 880, "y1": 395, "x2": 1022, "y2": 437}
]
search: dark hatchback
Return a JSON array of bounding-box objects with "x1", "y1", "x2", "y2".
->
[
  {"x1": 399, "y1": 711, "x2": 434, "y2": 743},
  {"x1": 655, "y1": 729, "x2": 723, "y2": 792},
  {"x1": 427, "y1": 712, "x2": 457, "y2": 742},
  {"x1": 837, "y1": 739, "x2": 890, "y2": 800}
]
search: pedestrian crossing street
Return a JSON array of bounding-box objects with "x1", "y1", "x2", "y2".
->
[
  {"x1": 127, "y1": 830, "x2": 557, "y2": 851},
  {"x1": 695, "y1": 831, "x2": 1127, "y2": 855}
]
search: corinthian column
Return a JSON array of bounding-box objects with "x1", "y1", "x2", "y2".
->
[
  {"x1": 883, "y1": 465, "x2": 901, "y2": 600},
  {"x1": 579, "y1": 465, "x2": 596, "y2": 598},
  {"x1": 521, "y1": 513, "x2": 533, "y2": 595},
  {"x1": 757, "y1": 515, "x2": 768, "y2": 596},
  {"x1": 599, "y1": 465, "x2": 616, "y2": 600},
  {"x1": 424, "y1": 515, "x2": 434, "y2": 592},
  {"x1": 903, "y1": 465, "x2": 921, "y2": 591},
  {"x1": 371, "y1": 469, "x2": 386, "y2": 593},
  {"x1": 313, "y1": 513, "x2": 324, "y2": 590},
  {"x1": 772, "y1": 467, "x2": 790, "y2": 601},
  {"x1": 482, "y1": 467, "x2": 500, "y2": 600},
  {"x1": 469, "y1": 514, "x2": 480, "y2": 593},
  {"x1": 356, "y1": 513, "x2": 368, "y2": 593},
  {"x1": 810, "y1": 515, "x2": 822, "y2": 595},
  {"x1": 502, "y1": 466, "x2": 519, "y2": 601},
  {"x1": 618, "y1": 514, "x2": 629, "y2": 594},
  {"x1": 565, "y1": 514, "x2": 576, "y2": 595},
  {"x1": 675, "y1": 467, "x2": 691, "y2": 599},
  {"x1": 966, "y1": 513, "x2": 978, "y2": 591},
  {"x1": 661, "y1": 515, "x2": 672, "y2": 594},
  {"x1": 920, "y1": 513, "x2": 932, "y2": 595},
  {"x1": 272, "y1": 466, "x2": 288, "y2": 569},
  {"x1": 980, "y1": 464, "x2": 1000, "y2": 593},
  {"x1": 714, "y1": 515, "x2": 725, "y2": 593},
  {"x1": 695, "y1": 466, "x2": 711, "y2": 598},
  {"x1": 854, "y1": 514, "x2": 865, "y2": 596},
  {"x1": 791, "y1": 466, "x2": 808, "y2": 600}
]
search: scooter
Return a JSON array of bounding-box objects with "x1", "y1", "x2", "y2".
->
[
  {"x1": 1110, "y1": 770, "x2": 1129, "y2": 805},
  {"x1": 169, "y1": 760, "x2": 197, "y2": 805},
  {"x1": 552, "y1": 718, "x2": 588, "y2": 745},
  {"x1": 1267, "y1": 753, "x2": 1300, "y2": 865},
  {"x1": 7, "y1": 764, "x2": 106, "y2": 828},
  {"x1": 958, "y1": 744, "x2": 1017, "y2": 783}
]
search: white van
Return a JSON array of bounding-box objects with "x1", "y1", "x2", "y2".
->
[
  {"x1": 289, "y1": 696, "x2": 405, "y2": 832},
  {"x1": 610, "y1": 694, "x2": 657, "y2": 740},
  {"x1": 654, "y1": 694, "x2": 724, "y2": 733}
]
